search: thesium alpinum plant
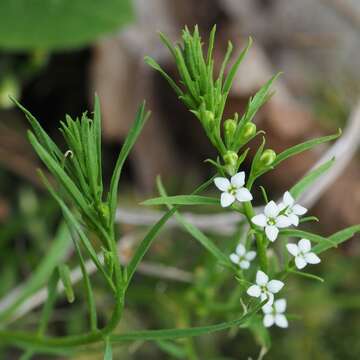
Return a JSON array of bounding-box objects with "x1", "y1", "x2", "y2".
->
[{"x1": 0, "y1": 25, "x2": 359, "y2": 359}]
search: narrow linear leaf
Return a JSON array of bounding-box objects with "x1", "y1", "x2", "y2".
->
[
  {"x1": 274, "y1": 130, "x2": 341, "y2": 167},
  {"x1": 108, "y1": 102, "x2": 150, "y2": 228},
  {"x1": 0, "y1": 223, "x2": 71, "y2": 323},
  {"x1": 290, "y1": 158, "x2": 335, "y2": 199},
  {"x1": 157, "y1": 178, "x2": 233, "y2": 268},
  {"x1": 126, "y1": 176, "x2": 216, "y2": 287},
  {"x1": 110, "y1": 303, "x2": 262, "y2": 343},
  {"x1": 38, "y1": 170, "x2": 115, "y2": 292},
  {"x1": 142, "y1": 195, "x2": 219, "y2": 207},
  {"x1": 288, "y1": 269, "x2": 324, "y2": 283},
  {"x1": 58, "y1": 264, "x2": 75, "y2": 303},
  {"x1": 313, "y1": 225, "x2": 360, "y2": 254},
  {"x1": 280, "y1": 229, "x2": 335, "y2": 246}
]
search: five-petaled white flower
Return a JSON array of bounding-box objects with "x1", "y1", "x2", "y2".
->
[
  {"x1": 229, "y1": 244, "x2": 256, "y2": 269},
  {"x1": 286, "y1": 238, "x2": 321, "y2": 269},
  {"x1": 279, "y1": 191, "x2": 307, "y2": 226},
  {"x1": 251, "y1": 201, "x2": 291, "y2": 242},
  {"x1": 262, "y1": 298, "x2": 288, "y2": 328},
  {"x1": 214, "y1": 172, "x2": 253, "y2": 208},
  {"x1": 247, "y1": 270, "x2": 284, "y2": 306}
]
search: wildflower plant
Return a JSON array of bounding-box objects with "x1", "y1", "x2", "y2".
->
[{"x1": 0, "y1": 25, "x2": 359, "y2": 359}]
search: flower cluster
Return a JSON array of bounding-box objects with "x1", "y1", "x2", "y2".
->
[{"x1": 214, "y1": 172, "x2": 322, "y2": 328}]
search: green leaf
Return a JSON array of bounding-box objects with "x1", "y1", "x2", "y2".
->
[
  {"x1": 288, "y1": 269, "x2": 324, "y2": 283},
  {"x1": 156, "y1": 340, "x2": 186, "y2": 359},
  {"x1": 110, "y1": 303, "x2": 261, "y2": 343},
  {"x1": 126, "y1": 176, "x2": 216, "y2": 288},
  {"x1": 223, "y1": 37, "x2": 252, "y2": 95},
  {"x1": 280, "y1": 229, "x2": 335, "y2": 246},
  {"x1": 273, "y1": 130, "x2": 341, "y2": 167},
  {"x1": 0, "y1": 0, "x2": 134, "y2": 50},
  {"x1": 290, "y1": 158, "x2": 335, "y2": 199},
  {"x1": 313, "y1": 225, "x2": 360, "y2": 254},
  {"x1": 58, "y1": 264, "x2": 75, "y2": 303},
  {"x1": 38, "y1": 170, "x2": 115, "y2": 292},
  {"x1": 156, "y1": 178, "x2": 233, "y2": 268},
  {"x1": 11, "y1": 97, "x2": 62, "y2": 160},
  {"x1": 144, "y1": 57, "x2": 184, "y2": 98},
  {"x1": 108, "y1": 102, "x2": 150, "y2": 229},
  {"x1": 104, "y1": 337, "x2": 112, "y2": 360},
  {"x1": 142, "y1": 195, "x2": 219, "y2": 207},
  {"x1": 0, "y1": 223, "x2": 71, "y2": 323}
]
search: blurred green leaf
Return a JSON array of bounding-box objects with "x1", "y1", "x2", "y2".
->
[
  {"x1": 0, "y1": 0, "x2": 134, "y2": 50},
  {"x1": 142, "y1": 195, "x2": 219, "y2": 207}
]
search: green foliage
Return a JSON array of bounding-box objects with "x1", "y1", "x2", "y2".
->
[
  {"x1": 0, "y1": 0, "x2": 134, "y2": 50},
  {"x1": 1, "y1": 24, "x2": 359, "y2": 360}
]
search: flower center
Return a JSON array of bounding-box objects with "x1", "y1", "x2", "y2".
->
[
  {"x1": 228, "y1": 185, "x2": 237, "y2": 195},
  {"x1": 267, "y1": 218, "x2": 276, "y2": 226}
]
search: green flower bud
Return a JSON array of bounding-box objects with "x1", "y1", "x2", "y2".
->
[
  {"x1": 223, "y1": 150, "x2": 238, "y2": 175},
  {"x1": 224, "y1": 119, "x2": 237, "y2": 146},
  {"x1": 99, "y1": 202, "x2": 110, "y2": 221},
  {"x1": 259, "y1": 149, "x2": 276, "y2": 166},
  {"x1": 241, "y1": 122, "x2": 256, "y2": 140},
  {"x1": 0, "y1": 76, "x2": 20, "y2": 109},
  {"x1": 204, "y1": 110, "x2": 215, "y2": 124}
]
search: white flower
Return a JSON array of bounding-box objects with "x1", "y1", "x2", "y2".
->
[
  {"x1": 286, "y1": 238, "x2": 321, "y2": 269},
  {"x1": 247, "y1": 270, "x2": 284, "y2": 306},
  {"x1": 279, "y1": 191, "x2": 307, "y2": 226},
  {"x1": 214, "y1": 172, "x2": 253, "y2": 208},
  {"x1": 251, "y1": 201, "x2": 291, "y2": 242},
  {"x1": 229, "y1": 244, "x2": 256, "y2": 269},
  {"x1": 262, "y1": 298, "x2": 288, "y2": 328}
]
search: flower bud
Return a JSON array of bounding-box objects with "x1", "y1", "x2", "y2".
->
[
  {"x1": 223, "y1": 150, "x2": 238, "y2": 175},
  {"x1": 224, "y1": 119, "x2": 237, "y2": 145},
  {"x1": 259, "y1": 149, "x2": 276, "y2": 166},
  {"x1": 241, "y1": 122, "x2": 256, "y2": 140},
  {"x1": 204, "y1": 110, "x2": 215, "y2": 124}
]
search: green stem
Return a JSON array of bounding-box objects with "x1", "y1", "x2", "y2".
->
[{"x1": 243, "y1": 202, "x2": 268, "y2": 273}]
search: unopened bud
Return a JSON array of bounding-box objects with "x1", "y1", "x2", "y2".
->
[
  {"x1": 241, "y1": 122, "x2": 256, "y2": 140},
  {"x1": 204, "y1": 110, "x2": 215, "y2": 124},
  {"x1": 259, "y1": 149, "x2": 276, "y2": 166},
  {"x1": 224, "y1": 119, "x2": 237, "y2": 146},
  {"x1": 223, "y1": 150, "x2": 238, "y2": 175}
]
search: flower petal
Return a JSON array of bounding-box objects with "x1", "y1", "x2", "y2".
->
[
  {"x1": 251, "y1": 214, "x2": 267, "y2": 227},
  {"x1": 264, "y1": 201, "x2": 279, "y2": 218},
  {"x1": 286, "y1": 243, "x2": 300, "y2": 256},
  {"x1": 247, "y1": 285, "x2": 261, "y2": 298},
  {"x1": 288, "y1": 213, "x2": 299, "y2": 227},
  {"x1": 239, "y1": 260, "x2": 250, "y2": 269},
  {"x1": 298, "y1": 238, "x2": 311, "y2": 252},
  {"x1": 214, "y1": 177, "x2": 230, "y2": 191},
  {"x1": 245, "y1": 251, "x2": 256, "y2": 261},
  {"x1": 220, "y1": 192, "x2": 235, "y2": 207},
  {"x1": 276, "y1": 215, "x2": 291, "y2": 228},
  {"x1": 263, "y1": 292, "x2": 274, "y2": 306},
  {"x1": 262, "y1": 303, "x2": 273, "y2": 314},
  {"x1": 235, "y1": 188, "x2": 253, "y2": 202},
  {"x1": 274, "y1": 299, "x2": 287, "y2": 313},
  {"x1": 263, "y1": 314, "x2": 275, "y2": 328},
  {"x1": 304, "y1": 252, "x2": 321, "y2": 264},
  {"x1": 267, "y1": 280, "x2": 284, "y2": 293},
  {"x1": 235, "y1": 244, "x2": 246, "y2": 256},
  {"x1": 283, "y1": 191, "x2": 294, "y2": 207},
  {"x1": 256, "y1": 270, "x2": 269, "y2": 286},
  {"x1": 229, "y1": 253, "x2": 240, "y2": 264},
  {"x1": 295, "y1": 255, "x2": 307, "y2": 269},
  {"x1": 230, "y1": 172, "x2": 245, "y2": 188},
  {"x1": 265, "y1": 225, "x2": 279, "y2": 242},
  {"x1": 292, "y1": 204, "x2": 307, "y2": 216},
  {"x1": 275, "y1": 314, "x2": 288, "y2": 328}
]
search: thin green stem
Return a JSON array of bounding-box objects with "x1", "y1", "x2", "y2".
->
[{"x1": 243, "y1": 202, "x2": 268, "y2": 272}]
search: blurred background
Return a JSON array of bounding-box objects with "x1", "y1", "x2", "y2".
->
[{"x1": 0, "y1": 0, "x2": 359, "y2": 359}]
